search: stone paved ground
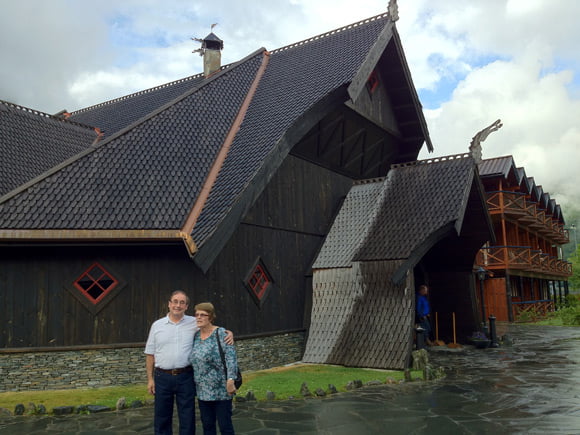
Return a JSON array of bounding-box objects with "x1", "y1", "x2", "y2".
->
[{"x1": 0, "y1": 324, "x2": 578, "y2": 434}]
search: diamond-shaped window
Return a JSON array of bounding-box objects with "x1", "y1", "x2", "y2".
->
[
  {"x1": 244, "y1": 258, "x2": 273, "y2": 308},
  {"x1": 73, "y1": 262, "x2": 118, "y2": 305}
]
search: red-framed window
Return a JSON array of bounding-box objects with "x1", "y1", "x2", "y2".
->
[
  {"x1": 73, "y1": 262, "x2": 119, "y2": 305},
  {"x1": 244, "y1": 258, "x2": 273, "y2": 307},
  {"x1": 247, "y1": 264, "x2": 270, "y2": 300}
]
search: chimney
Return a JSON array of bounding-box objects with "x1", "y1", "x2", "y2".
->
[{"x1": 201, "y1": 32, "x2": 224, "y2": 77}]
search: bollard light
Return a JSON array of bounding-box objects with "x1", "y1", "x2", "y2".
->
[
  {"x1": 476, "y1": 267, "x2": 489, "y2": 335},
  {"x1": 488, "y1": 315, "x2": 499, "y2": 348}
]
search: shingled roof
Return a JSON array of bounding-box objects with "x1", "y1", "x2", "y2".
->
[
  {"x1": 68, "y1": 73, "x2": 207, "y2": 138},
  {"x1": 314, "y1": 154, "x2": 492, "y2": 283},
  {"x1": 0, "y1": 12, "x2": 431, "y2": 270},
  {"x1": 0, "y1": 100, "x2": 99, "y2": 198},
  {"x1": 0, "y1": 50, "x2": 264, "y2": 230}
]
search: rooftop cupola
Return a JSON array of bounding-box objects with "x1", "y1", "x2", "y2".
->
[{"x1": 193, "y1": 25, "x2": 224, "y2": 77}]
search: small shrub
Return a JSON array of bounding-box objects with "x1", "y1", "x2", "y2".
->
[
  {"x1": 516, "y1": 307, "x2": 540, "y2": 323},
  {"x1": 537, "y1": 294, "x2": 580, "y2": 326}
]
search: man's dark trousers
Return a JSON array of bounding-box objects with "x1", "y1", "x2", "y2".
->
[{"x1": 154, "y1": 369, "x2": 196, "y2": 434}]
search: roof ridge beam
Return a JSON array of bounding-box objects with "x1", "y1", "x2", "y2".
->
[{"x1": 180, "y1": 50, "x2": 272, "y2": 248}]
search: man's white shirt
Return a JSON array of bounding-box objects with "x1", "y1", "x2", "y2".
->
[{"x1": 145, "y1": 315, "x2": 199, "y2": 370}]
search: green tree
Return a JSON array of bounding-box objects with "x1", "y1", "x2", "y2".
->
[{"x1": 568, "y1": 245, "x2": 580, "y2": 293}]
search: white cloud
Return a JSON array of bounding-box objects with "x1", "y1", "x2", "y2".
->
[{"x1": 419, "y1": 41, "x2": 580, "y2": 214}]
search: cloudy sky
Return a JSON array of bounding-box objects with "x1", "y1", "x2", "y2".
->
[{"x1": 1, "y1": 0, "x2": 579, "y2": 223}]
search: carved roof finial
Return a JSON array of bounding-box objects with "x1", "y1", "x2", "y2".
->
[
  {"x1": 469, "y1": 119, "x2": 503, "y2": 164},
  {"x1": 388, "y1": 0, "x2": 399, "y2": 22}
]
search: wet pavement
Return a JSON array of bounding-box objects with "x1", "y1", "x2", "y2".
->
[{"x1": 0, "y1": 324, "x2": 578, "y2": 434}]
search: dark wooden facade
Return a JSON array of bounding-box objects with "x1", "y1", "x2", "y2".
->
[{"x1": 0, "y1": 155, "x2": 352, "y2": 348}]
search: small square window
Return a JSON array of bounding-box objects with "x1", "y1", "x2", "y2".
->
[
  {"x1": 244, "y1": 258, "x2": 273, "y2": 308},
  {"x1": 73, "y1": 262, "x2": 118, "y2": 305}
]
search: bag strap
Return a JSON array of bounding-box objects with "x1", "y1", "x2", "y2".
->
[{"x1": 215, "y1": 329, "x2": 228, "y2": 382}]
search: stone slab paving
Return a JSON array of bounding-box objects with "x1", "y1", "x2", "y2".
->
[{"x1": 0, "y1": 324, "x2": 578, "y2": 434}]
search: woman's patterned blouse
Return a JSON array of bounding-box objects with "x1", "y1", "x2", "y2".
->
[{"x1": 189, "y1": 327, "x2": 238, "y2": 401}]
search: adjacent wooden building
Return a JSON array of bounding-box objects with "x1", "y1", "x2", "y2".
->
[{"x1": 475, "y1": 156, "x2": 572, "y2": 322}]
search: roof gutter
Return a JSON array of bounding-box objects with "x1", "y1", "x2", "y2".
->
[{"x1": 0, "y1": 229, "x2": 197, "y2": 255}]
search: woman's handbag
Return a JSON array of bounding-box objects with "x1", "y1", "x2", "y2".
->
[{"x1": 216, "y1": 330, "x2": 243, "y2": 389}]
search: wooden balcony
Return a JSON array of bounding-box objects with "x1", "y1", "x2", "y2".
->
[
  {"x1": 476, "y1": 245, "x2": 572, "y2": 277},
  {"x1": 485, "y1": 191, "x2": 569, "y2": 244}
]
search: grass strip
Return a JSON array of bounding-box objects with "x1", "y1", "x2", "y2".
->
[{"x1": 0, "y1": 363, "x2": 420, "y2": 414}]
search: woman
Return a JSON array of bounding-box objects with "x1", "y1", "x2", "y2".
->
[{"x1": 189, "y1": 302, "x2": 238, "y2": 434}]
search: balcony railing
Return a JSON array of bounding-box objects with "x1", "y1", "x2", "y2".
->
[
  {"x1": 512, "y1": 299, "x2": 555, "y2": 321},
  {"x1": 476, "y1": 245, "x2": 572, "y2": 277},
  {"x1": 485, "y1": 191, "x2": 569, "y2": 244}
]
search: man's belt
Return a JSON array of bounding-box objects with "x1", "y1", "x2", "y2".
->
[{"x1": 155, "y1": 366, "x2": 193, "y2": 375}]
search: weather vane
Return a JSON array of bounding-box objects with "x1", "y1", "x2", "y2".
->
[
  {"x1": 191, "y1": 23, "x2": 219, "y2": 56},
  {"x1": 388, "y1": 0, "x2": 399, "y2": 22}
]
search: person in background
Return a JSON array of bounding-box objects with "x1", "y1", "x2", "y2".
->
[
  {"x1": 416, "y1": 284, "x2": 434, "y2": 346},
  {"x1": 190, "y1": 302, "x2": 238, "y2": 435},
  {"x1": 145, "y1": 291, "x2": 233, "y2": 435}
]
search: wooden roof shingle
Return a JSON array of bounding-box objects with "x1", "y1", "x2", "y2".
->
[
  {"x1": 314, "y1": 154, "x2": 489, "y2": 282},
  {"x1": 0, "y1": 100, "x2": 98, "y2": 198}
]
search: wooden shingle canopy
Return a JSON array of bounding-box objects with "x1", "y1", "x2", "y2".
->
[
  {"x1": 305, "y1": 154, "x2": 494, "y2": 369},
  {"x1": 0, "y1": 12, "x2": 431, "y2": 273},
  {"x1": 313, "y1": 154, "x2": 494, "y2": 281}
]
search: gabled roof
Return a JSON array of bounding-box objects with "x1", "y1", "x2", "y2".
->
[
  {"x1": 478, "y1": 155, "x2": 514, "y2": 178},
  {"x1": 0, "y1": 100, "x2": 99, "y2": 198},
  {"x1": 314, "y1": 153, "x2": 493, "y2": 282},
  {"x1": 0, "y1": 12, "x2": 432, "y2": 270},
  {"x1": 516, "y1": 167, "x2": 532, "y2": 192},
  {"x1": 478, "y1": 155, "x2": 521, "y2": 188}
]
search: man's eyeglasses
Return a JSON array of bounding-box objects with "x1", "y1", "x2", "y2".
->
[
  {"x1": 170, "y1": 299, "x2": 187, "y2": 305},
  {"x1": 195, "y1": 313, "x2": 209, "y2": 318}
]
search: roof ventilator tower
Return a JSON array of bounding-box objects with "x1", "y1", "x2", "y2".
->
[{"x1": 193, "y1": 24, "x2": 224, "y2": 77}]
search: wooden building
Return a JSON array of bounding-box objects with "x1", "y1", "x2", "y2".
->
[
  {"x1": 475, "y1": 156, "x2": 572, "y2": 322},
  {"x1": 0, "y1": 12, "x2": 426, "y2": 347},
  {"x1": 0, "y1": 8, "x2": 494, "y2": 372}
]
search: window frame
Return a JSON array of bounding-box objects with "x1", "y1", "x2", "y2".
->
[
  {"x1": 65, "y1": 260, "x2": 126, "y2": 315},
  {"x1": 243, "y1": 257, "x2": 273, "y2": 308}
]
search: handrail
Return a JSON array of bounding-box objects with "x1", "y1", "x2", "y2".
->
[
  {"x1": 475, "y1": 245, "x2": 573, "y2": 276},
  {"x1": 486, "y1": 190, "x2": 526, "y2": 196},
  {"x1": 484, "y1": 191, "x2": 569, "y2": 244},
  {"x1": 512, "y1": 299, "x2": 553, "y2": 305},
  {"x1": 480, "y1": 245, "x2": 531, "y2": 249}
]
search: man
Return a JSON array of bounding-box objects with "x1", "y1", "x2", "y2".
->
[
  {"x1": 415, "y1": 285, "x2": 433, "y2": 346},
  {"x1": 145, "y1": 290, "x2": 233, "y2": 434}
]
